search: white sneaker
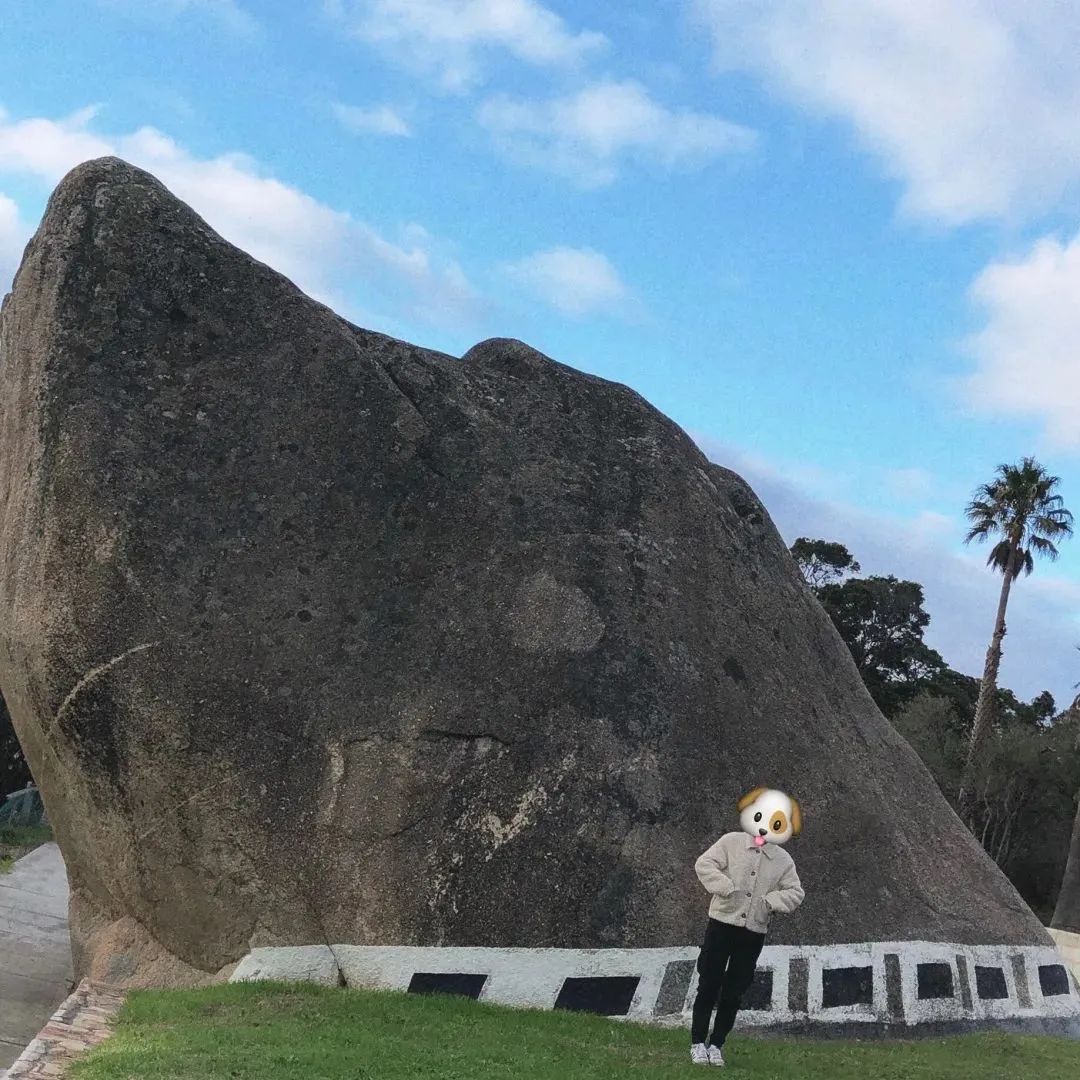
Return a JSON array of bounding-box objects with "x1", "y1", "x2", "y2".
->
[
  {"x1": 707, "y1": 1044, "x2": 725, "y2": 1066},
  {"x1": 690, "y1": 1043, "x2": 710, "y2": 1064}
]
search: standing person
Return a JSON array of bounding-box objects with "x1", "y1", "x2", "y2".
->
[{"x1": 689, "y1": 787, "x2": 805, "y2": 1066}]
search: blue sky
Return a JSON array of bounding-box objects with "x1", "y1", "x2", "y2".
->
[{"x1": 3, "y1": 1, "x2": 1080, "y2": 703}]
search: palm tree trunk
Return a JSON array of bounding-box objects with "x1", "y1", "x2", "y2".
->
[
  {"x1": 958, "y1": 549, "x2": 1016, "y2": 823},
  {"x1": 1052, "y1": 793, "x2": 1080, "y2": 933}
]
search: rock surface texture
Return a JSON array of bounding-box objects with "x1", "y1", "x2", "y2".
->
[{"x1": 0, "y1": 159, "x2": 1053, "y2": 985}]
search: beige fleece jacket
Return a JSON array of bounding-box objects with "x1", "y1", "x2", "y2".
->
[{"x1": 694, "y1": 831, "x2": 805, "y2": 934}]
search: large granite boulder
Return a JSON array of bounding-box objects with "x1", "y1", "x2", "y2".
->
[{"x1": 0, "y1": 158, "x2": 1050, "y2": 983}]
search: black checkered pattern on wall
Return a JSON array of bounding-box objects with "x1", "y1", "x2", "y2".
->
[
  {"x1": 741, "y1": 969, "x2": 773, "y2": 1011},
  {"x1": 975, "y1": 966, "x2": 1008, "y2": 1000},
  {"x1": 555, "y1": 976, "x2": 641, "y2": 1016},
  {"x1": 917, "y1": 962, "x2": 954, "y2": 1000},
  {"x1": 1039, "y1": 964, "x2": 1071, "y2": 997},
  {"x1": 821, "y1": 966, "x2": 873, "y2": 1008},
  {"x1": 407, "y1": 973, "x2": 487, "y2": 999},
  {"x1": 384, "y1": 947, "x2": 1076, "y2": 1026}
]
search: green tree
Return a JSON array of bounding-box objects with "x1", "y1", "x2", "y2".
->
[
  {"x1": 959, "y1": 458, "x2": 1074, "y2": 823},
  {"x1": 1, "y1": 693, "x2": 31, "y2": 798},
  {"x1": 816, "y1": 575, "x2": 947, "y2": 715},
  {"x1": 999, "y1": 688, "x2": 1056, "y2": 729},
  {"x1": 917, "y1": 666, "x2": 981, "y2": 734},
  {"x1": 892, "y1": 692, "x2": 967, "y2": 794},
  {"x1": 896, "y1": 691, "x2": 1080, "y2": 920},
  {"x1": 790, "y1": 538, "x2": 861, "y2": 589}
]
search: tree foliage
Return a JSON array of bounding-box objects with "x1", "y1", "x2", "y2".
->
[
  {"x1": 960, "y1": 458, "x2": 1074, "y2": 823},
  {"x1": 790, "y1": 537, "x2": 861, "y2": 589},
  {"x1": 894, "y1": 691, "x2": 1080, "y2": 923},
  {"x1": 816, "y1": 575, "x2": 946, "y2": 714},
  {"x1": 965, "y1": 457, "x2": 1074, "y2": 578},
  {"x1": 789, "y1": 534, "x2": 1077, "y2": 920},
  {"x1": 1, "y1": 693, "x2": 31, "y2": 798}
]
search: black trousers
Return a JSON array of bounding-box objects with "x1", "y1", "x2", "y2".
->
[{"x1": 690, "y1": 918, "x2": 766, "y2": 1046}]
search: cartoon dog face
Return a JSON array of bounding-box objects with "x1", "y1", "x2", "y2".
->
[{"x1": 737, "y1": 787, "x2": 802, "y2": 847}]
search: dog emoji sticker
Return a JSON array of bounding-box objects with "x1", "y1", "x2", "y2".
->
[{"x1": 737, "y1": 787, "x2": 802, "y2": 848}]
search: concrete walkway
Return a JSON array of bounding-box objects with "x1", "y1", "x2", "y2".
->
[
  {"x1": 0, "y1": 844, "x2": 72, "y2": 1072},
  {"x1": 4, "y1": 981, "x2": 125, "y2": 1080}
]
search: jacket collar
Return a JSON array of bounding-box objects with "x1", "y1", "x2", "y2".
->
[{"x1": 745, "y1": 833, "x2": 776, "y2": 859}]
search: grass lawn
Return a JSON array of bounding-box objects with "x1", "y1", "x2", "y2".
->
[
  {"x1": 0, "y1": 824, "x2": 52, "y2": 873},
  {"x1": 70, "y1": 981, "x2": 1080, "y2": 1080}
]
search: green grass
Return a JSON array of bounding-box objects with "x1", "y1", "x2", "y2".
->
[
  {"x1": 0, "y1": 823, "x2": 52, "y2": 873},
  {"x1": 69, "y1": 981, "x2": 1080, "y2": 1080}
]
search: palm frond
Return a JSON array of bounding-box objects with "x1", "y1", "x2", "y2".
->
[
  {"x1": 966, "y1": 457, "x2": 1073, "y2": 578},
  {"x1": 1035, "y1": 511, "x2": 1074, "y2": 537},
  {"x1": 987, "y1": 539, "x2": 1013, "y2": 572},
  {"x1": 1028, "y1": 535, "x2": 1060, "y2": 560}
]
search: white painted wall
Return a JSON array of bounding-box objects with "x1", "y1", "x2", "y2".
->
[{"x1": 231, "y1": 939, "x2": 1080, "y2": 1030}]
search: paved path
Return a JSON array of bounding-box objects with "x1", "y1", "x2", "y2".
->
[
  {"x1": 0, "y1": 844, "x2": 72, "y2": 1073},
  {"x1": 4, "y1": 982, "x2": 125, "y2": 1080}
]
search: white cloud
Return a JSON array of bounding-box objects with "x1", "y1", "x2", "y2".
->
[
  {"x1": 908, "y1": 509, "x2": 959, "y2": 543},
  {"x1": 328, "y1": 0, "x2": 607, "y2": 92},
  {"x1": 961, "y1": 232, "x2": 1080, "y2": 447},
  {"x1": 694, "y1": 433, "x2": 1080, "y2": 703},
  {"x1": 727, "y1": 447, "x2": 844, "y2": 502},
  {"x1": 477, "y1": 79, "x2": 755, "y2": 187},
  {"x1": 0, "y1": 193, "x2": 33, "y2": 295},
  {"x1": 886, "y1": 467, "x2": 936, "y2": 500},
  {"x1": 100, "y1": 0, "x2": 259, "y2": 36},
  {"x1": 0, "y1": 106, "x2": 479, "y2": 330},
  {"x1": 331, "y1": 102, "x2": 412, "y2": 138},
  {"x1": 0, "y1": 106, "x2": 113, "y2": 179},
  {"x1": 692, "y1": 0, "x2": 1080, "y2": 224},
  {"x1": 505, "y1": 246, "x2": 630, "y2": 316}
]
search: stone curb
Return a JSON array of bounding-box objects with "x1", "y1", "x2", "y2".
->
[
  {"x1": 231, "y1": 939, "x2": 1080, "y2": 1034},
  {"x1": 3, "y1": 981, "x2": 126, "y2": 1079},
  {"x1": 2, "y1": 936, "x2": 1075, "y2": 1078}
]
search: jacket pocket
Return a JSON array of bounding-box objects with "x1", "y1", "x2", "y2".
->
[
  {"x1": 710, "y1": 877, "x2": 738, "y2": 902},
  {"x1": 710, "y1": 892, "x2": 740, "y2": 919}
]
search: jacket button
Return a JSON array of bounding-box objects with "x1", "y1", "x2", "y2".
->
[
  {"x1": 751, "y1": 871, "x2": 756, "y2": 876},
  {"x1": 746, "y1": 891, "x2": 752, "y2": 897}
]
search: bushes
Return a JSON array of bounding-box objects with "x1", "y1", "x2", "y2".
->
[
  {"x1": 894, "y1": 692, "x2": 1080, "y2": 920},
  {"x1": 0, "y1": 823, "x2": 53, "y2": 873},
  {"x1": 1, "y1": 692, "x2": 31, "y2": 798}
]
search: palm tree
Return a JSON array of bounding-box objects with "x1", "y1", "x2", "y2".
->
[{"x1": 958, "y1": 458, "x2": 1073, "y2": 826}]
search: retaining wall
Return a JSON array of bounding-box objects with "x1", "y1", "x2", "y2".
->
[{"x1": 231, "y1": 939, "x2": 1080, "y2": 1037}]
